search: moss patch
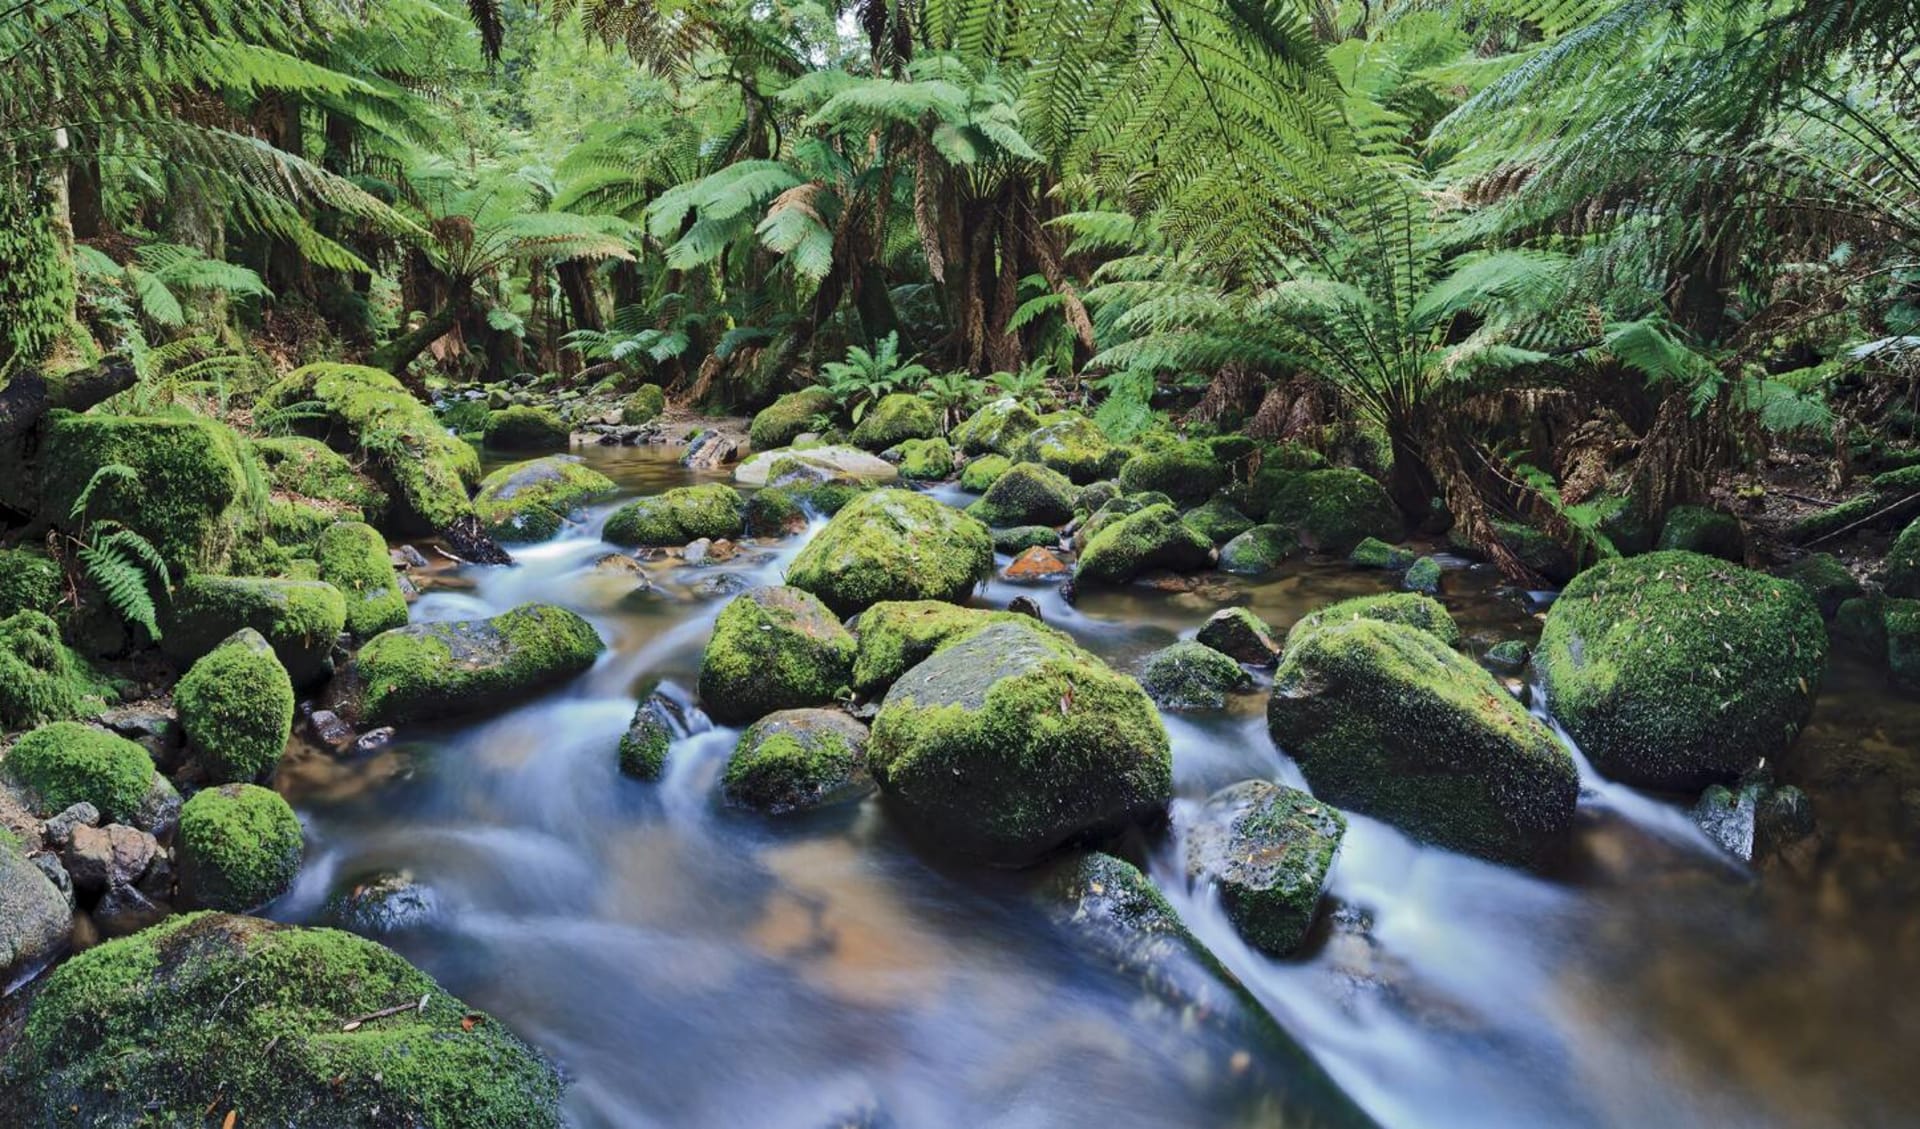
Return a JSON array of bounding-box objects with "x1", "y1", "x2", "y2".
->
[
  {"x1": 787, "y1": 488, "x2": 994, "y2": 616},
  {"x1": 482, "y1": 405, "x2": 570, "y2": 450},
  {"x1": 164, "y1": 575, "x2": 347, "y2": 688},
  {"x1": 1076, "y1": 503, "x2": 1213, "y2": 585},
  {"x1": 176, "y1": 783, "x2": 303, "y2": 911},
  {"x1": 1219, "y1": 525, "x2": 1296, "y2": 575},
  {"x1": 354, "y1": 603, "x2": 605, "y2": 726},
  {"x1": 951, "y1": 398, "x2": 1041, "y2": 456},
  {"x1": 1138, "y1": 641, "x2": 1252, "y2": 710},
  {"x1": 1180, "y1": 498, "x2": 1254, "y2": 545},
  {"x1": 618, "y1": 697, "x2": 675, "y2": 780},
  {"x1": 721, "y1": 709, "x2": 871, "y2": 813},
  {"x1": 0, "y1": 611, "x2": 110, "y2": 731},
  {"x1": 622, "y1": 384, "x2": 666, "y2": 425},
  {"x1": 851, "y1": 600, "x2": 1064, "y2": 697},
  {"x1": 1348, "y1": 537, "x2": 1416, "y2": 571},
  {"x1": 1266, "y1": 469, "x2": 1402, "y2": 555},
  {"x1": 850, "y1": 393, "x2": 939, "y2": 451},
  {"x1": 1012, "y1": 413, "x2": 1126, "y2": 484},
  {"x1": 176, "y1": 629, "x2": 295, "y2": 784},
  {"x1": 1184, "y1": 780, "x2": 1343, "y2": 957},
  {"x1": 959, "y1": 453, "x2": 1012, "y2": 492},
  {"x1": 316, "y1": 522, "x2": 409, "y2": 637},
  {"x1": 697, "y1": 586, "x2": 855, "y2": 725},
  {"x1": 1287, "y1": 592, "x2": 1461, "y2": 650},
  {"x1": 0, "y1": 548, "x2": 61, "y2": 619},
  {"x1": 251, "y1": 436, "x2": 382, "y2": 518},
  {"x1": 1, "y1": 721, "x2": 154, "y2": 822},
  {"x1": 473, "y1": 456, "x2": 617, "y2": 543},
  {"x1": 751, "y1": 388, "x2": 836, "y2": 450},
  {"x1": 603, "y1": 483, "x2": 744, "y2": 547},
  {"x1": 966, "y1": 461, "x2": 1076, "y2": 527},
  {"x1": 1119, "y1": 447, "x2": 1224, "y2": 507},
  {"x1": 1783, "y1": 552, "x2": 1863, "y2": 618},
  {"x1": 43, "y1": 413, "x2": 252, "y2": 574}
]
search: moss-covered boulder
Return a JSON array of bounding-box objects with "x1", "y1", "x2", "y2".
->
[
  {"x1": 481, "y1": 405, "x2": 569, "y2": 450},
  {"x1": 743, "y1": 487, "x2": 807, "y2": 537},
  {"x1": 1538, "y1": 551, "x2": 1827, "y2": 792},
  {"x1": 1269, "y1": 618, "x2": 1578, "y2": 866},
  {"x1": 43, "y1": 413, "x2": 252, "y2": 574},
  {"x1": 0, "y1": 547, "x2": 61, "y2": 619},
  {"x1": 894, "y1": 436, "x2": 954, "y2": 481},
  {"x1": 1783, "y1": 552, "x2": 1863, "y2": 618},
  {"x1": 617, "y1": 694, "x2": 678, "y2": 780},
  {"x1": 1197, "y1": 607, "x2": 1281, "y2": 665},
  {"x1": 473, "y1": 456, "x2": 616, "y2": 543},
  {"x1": 1138, "y1": 641, "x2": 1252, "y2": 710},
  {"x1": 1886, "y1": 518, "x2": 1920, "y2": 598},
  {"x1": 164, "y1": 575, "x2": 348, "y2": 688},
  {"x1": 1349, "y1": 537, "x2": 1417, "y2": 571},
  {"x1": 1218, "y1": 525, "x2": 1296, "y2": 575},
  {"x1": 787, "y1": 488, "x2": 993, "y2": 616},
  {"x1": 868, "y1": 621, "x2": 1172, "y2": 865},
  {"x1": 622, "y1": 383, "x2": 666, "y2": 425},
  {"x1": 0, "y1": 829, "x2": 69, "y2": 987},
  {"x1": 992, "y1": 525, "x2": 1059, "y2": 555},
  {"x1": 0, "y1": 913, "x2": 562, "y2": 1128},
  {"x1": 1185, "y1": 780, "x2": 1344, "y2": 956},
  {"x1": 1888, "y1": 599, "x2": 1920, "y2": 692},
  {"x1": 722, "y1": 708, "x2": 873, "y2": 814},
  {"x1": 1656, "y1": 504, "x2": 1745, "y2": 561},
  {"x1": 352, "y1": 604, "x2": 605, "y2": 727},
  {"x1": 316, "y1": 522, "x2": 409, "y2": 637},
  {"x1": 176, "y1": 629, "x2": 294, "y2": 785},
  {"x1": 698, "y1": 586, "x2": 856, "y2": 725},
  {"x1": 951, "y1": 397, "x2": 1042, "y2": 456},
  {"x1": 1267, "y1": 469, "x2": 1402, "y2": 555},
  {"x1": 849, "y1": 393, "x2": 939, "y2": 451},
  {"x1": 966, "y1": 461, "x2": 1076, "y2": 527},
  {"x1": 176, "y1": 783, "x2": 303, "y2": 911},
  {"x1": 958, "y1": 453, "x2": 1012, "y2": 492},
  {"x1": 251, "y1": 436, "x2": 382, "y2": 523},
  {"x1": 603, "y1": 483, "x2": 744, "y2": 547},
  {"x1": 1012, "y1": 413, "x2": 1126, "y2": 484},
  {"x1": 1832, "y1": 595, "x2": 1892, "y2": 659},
  {"x1": 0, "y1": 611, "x2": 109, "y2": 731},
  {"x1": 1119, "y1": 447, "x2": 1224, "y2": 507},
  {"x1": 1074, "y1": 480, "x2": 1121, "y2": 515},
  {"x1": 751, "y1": 388, "x2": 836, "y2": 450},
  {"x1": 1075, "y1": 504, "x2": 1213, "y2": 586},
  {"x1": 1287, "y1": 592, "x2": 1462, "y2": 650},
  {"x1": 1181, "y1": 498, "x2": 1253, "y2": 545},
  {"x1": 1402, "y1": 555, "x2": 1443, "y2": 594},
  {"x1": 1070, "y1": 495, "x2": 1145, "y2": 551},
  {"x1": 733, "y1": 444, "x2": 897, "y2": 487},
  {"x1": 2, "y1": 721, "x2": 160, "y2": 825},
  {"x1": 850, "y1": 600, "x2": 1057, "y2": 697}
]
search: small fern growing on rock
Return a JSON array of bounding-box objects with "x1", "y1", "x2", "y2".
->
[{"x1": 62, "y1": 464, "x2": 172, "y2": 641}]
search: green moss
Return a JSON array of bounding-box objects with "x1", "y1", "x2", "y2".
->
[
  {"x1": 1485, "y1": 639, "x2": 1531, "y2": 671},
  {"x1": 850, "y1": 600, "x2": 1064, "y2": 697},
  {"x1": 1403, "y1": 555, "x2": 1443, "y2": 594},
  {"x1": 1537, "y1": 551, "x2": 1827, "y2": 791},
  {"x1": 1076, "y1": 503, "x2": 1213, "y2": 586},
  {"x1": 0, "y1": 611, "x2": 110, "y2": 731},
  {"x1": 1832, "y1": 596, "x2": 1890, "y2": 659},
  {"x1": 1138, "y1": 641, "x2": 1251, "y2": 710},
  {"x1": 1656, "y1": 504, "x2": 1745, "y2": 561},
  {"x1": 165, "y1": 575, "x2": 348, "y2": 688},
  {"x1": 744, "y1": 487, "x2": 806, "y2": 537},
  {"x1": 481, "y1": 405, "x2": 570, "y2": 450},
  {"x1": 1119, "y1": 447, "x2": 1224, "y2": 507},
  {"x1": 437, "y1": 398, "x2": 492, "y2": 436},
  {"x1": 1266, "y1": 469, "x2": 1402, "y2": 555},
  {"x1": 1074, "y1": 480, "x2": 1121, "y2": 515},
  {"x1": 1270, "y1": 618, "x2": 1577, "y2": 866},
  {"x1": 618, "y1": 698, "x2": 673, "y2": 780},
  {"x1": 250, "y1": 436, "x2": 381, "y2": 516},
  {"x1": 1887, "y1": 518, "x2": 1920, "y2": 598},
  {"x1": 1787, "y1": 492, "x2": 1881, "y2": 543},
  {"x1": 721, "y1": 709, "x2": 871, "y2": 813},
  {"x1": 787, "y1": 488, "x2": 994, "y2": 616},
  {"x1": 849, "y1": 393, "x2": 939, "y2": 451},
  {"x1": 786, "y1": 478, "x2": 867, "y2": 516},
  {"x1": 1886, "y1": 599, "x2": 1920, "y2": 691},
  {"x1": 951, "y1": 398, "x2": 1042, "y2": 456},
  {"x1": 965, "y1": 461, "x2": 1076, "y2": 527},
  {"x1": 895, "y1": 436, "x2": 955, "y2": 481},
  {"x1": 750, "y1": 388, "x2": 836, "y2": 450},
  {"x1": 1348, "y1": 537, "x2": 1416, "y2": 571},
  {"x1": 1, "y1": 721, "x2": 154, "y2": 822},
  {"x1": 1185, "y1": 780, "x2": 1343, "y2": 956},
  {"x1": 992, "y1": 525, "x2": 1059, "y2": 554},
  {"x1": 43, "y1": 413, "x2": 251, "y2": 574},
  {"x1": 315, "y1": 522, "x2": 409, "y2": 637},
  {"x1": 959, "y1": 453, "x2": 1012, "y2": 492},
  {"x1": 176, "y1": 630, "x2": 295, "y2": 784},
  {"x1": 697, "y1": 586, "x2": 855, "y2": 724},
  {"x1": 1012, "y1": 412, "x2": 1127, "y2": 484},
  {"x1": 264, "y1": 497, "x2": 343, "y2": 552},
  {"x1": 0, "y1": 548, "x2": 61, "y2": 619},
  {"x1": 622, "y1": 383, "x2": 666, "y2": 425},
  {"x1": 176, "y1": 783, "x2": 303, "y2": 911},
  {"x1": 1783, "y1": 552, "x2": 1864, "y2": 617},
  {"x1": 603, "y1": 483, "x2": 744, "y2": 547},
  {"x1": 473, "y1": 456, "x2": 617, "y2": 543},
  {"x1": 1218, "y1": 524, "x2": 1295, "y2": 575},
  {"x1": 1180, "y1": 498, "x2": 1253, "y2": 545},
  {"x1": 355, "y1": 603, "x2": 604, "y2": 727},
  {"x1": 868, "y1": 622, "x2": 1172, "y2": 864},
  {"x1": 1288, "y1": 592, "x2": 1462, "y2": 651},
  {"x1": 3, "y1": 913, "x2": 561, "y2": 1128}
]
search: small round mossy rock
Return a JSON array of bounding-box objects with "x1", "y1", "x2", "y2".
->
[
  {"x1": 0, "y1": 547, "x2": 61, "y2": 619},
  {"x1": 966, "y1": 461, "x2": 1077, "y2": 527},
  {"x1": 744, "y1": 487, "x2": 808, "y2": 537},
  {"x1": 1180, "y1": 498, "x2": 1254, "y2": 545},
  {"x1": 1885, "y1": 518, "x2": 1920, "y2": 599},
  {"x1": 0, "y1": 912, "x2": 562, "y2": 1128},
  {"x1": 1219, "y1": 525, "x2": 1297, "y2": 575},
  {"x1": 1012, "y1": 413, "x2": 1127, "y2": 484},
  {"x1": 176, "y1": 629, "x2": 294, "y2": 784},
  {"x1": 1267, "y1": 469, "x2": 1403, "y2": 555},
  {"x1": 603, "y1": 483, "x2": 745, "y2": 547},
  {"x1": 1537, "y1": 551, "x2": 1828, "y2": 792},
  {"x1": 2, "y1": 722, "x2": 157, "y2": 824},
  {"x1": 722, "y1": 708, "x2": 873, "y2": 814},
  {"x1": 1139, "y1": 641, "x2": 1253, "y2": 710},
  {"x1": 698, "y1": 586, "x2": 856, "y2": 725},
  {"x1": 1656, "y1": 504, "x2": 1746, "y2": 561},
  {"x1": 1269, "y1": 618, "x2": 1578, "y2": 866},
  {"x1": 1349, "y1": 537, "x2": 1417, "y2": 571},
  {"x1": 0, "y1": 611, "x2": 109, "y2": 731},
  {"x1": 849, "y1": 393, "x2": 940, "y2": 451},
  {"x1": 1286, "y1": 592, "x2": 1462, "y2": 651},
  {"x1": 850, "y1": 600, "x2": 1062, "y2": 697},
  {"x1": 1185, "y1": 780, "x2": 1344, "y2": 957},
  {"x1": 1197, "y1": 608, "x2": 1282, "y2": 666},
  {"x1": 316, "y1": 522, "x2": 409, "y2": 637},
  {"x1": 1119, "y1": 447, "x2": 1225, "y2": 508},
  {"x1": 1832, "y1": 596, "x2": 1892, "y2": 660},
  {"x1": 959, "y1": 453, "x2": 1012, "y2": 492},
  {"x1": 1076, "y1": 504, "x2": 1214, "y2": 586},
  {"x1": 951, "y1": 398, "x2": 1042, "y2": 456},
  {"x1": 473, "y1": 456, "x2": 616, "y2": 543},
  {"x1": 894, "y1": 436, "x2": 955, "y2": 481},
  {"x1": 352, "y1": 603, "x2": 605, "y2": 727},
  {"x1": 787, "y1": 488, "x2": 994, "y2": 616},
  {"x1": 1783, "y1": 552, "x2": 1863, "y2": 618},
  {"x1": 164, "y1": 575, "x2": 348, "y2": 688},
  {"x1": 622, "y1": 383, "x2": 667, "y2": 425},
  {"x1": 751, "y1": 388, "x2": 837, "y2": 451},
  {"x1": 176, "y1": 783, "x2": 303, "y2": 911},
  {"x1": 618, "y1": 694, "x2": 678, "y2": 780},
  {"x1": 482, "y1": 405, "x2": 570, "y2": 450},
  {"x1": 868, "y1": 621, "x2": 1173, "y2": 865},
  {"x1": 1402, "y1": 556, "x2": 1443, "y2": 595}
]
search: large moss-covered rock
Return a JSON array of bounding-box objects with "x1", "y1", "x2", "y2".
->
[
  {"x1": 849, "y1": 393, "x2": 939, "y2": 451},
  {"x1": 1180, "y1": 498, "x2": 1253, "y2": 545},
  {"x1": 2, "y1": 721, "x2": 159, "y2": 824},
  {"x1": 751, "y1": 388, "x2": 836, "y2": 451},
  {"x1": 1348, "y1": 537, "x2": 1417, "y2": 571},
  {"x1": 743, "y1": 487, "x2": 807, "y2": 537},
  {"x1": 0, "y1": 913, "x2": 562, "y2": 1128},
  {"x1": 958, "y1": 453, "x2": 1011, "y2": 492},
  {"x1": 868, "y1": 621, "x2": 1172, "y2": 865},
  {"x1": 733, "y1": 444, "x2": 897, "y2": 487},
  {"x1": 1783, "y1": 552, "x2": 1863, "y2": 618},
  {"x1": 722, "y1": 709, "x2": 873, "y2": 814},
  {"x1": 352, "y1": 604, "x2": 605, "y2": 727},
  {"x1": 787, "y1": 489, "x2": 993, "y2": 616},
  {"x1": 0, "y1": 829, "x2": 69, "y2": 987},
  {"x1": 1218, "y1": 524, "x2": 1296, "y2": 575},
  {"x1": 1286, "y1": 592, "x2": 1462, "y2": 650},
  {"x1": 250, "y1": 436, "x2": 382, "y2": 520},
  {"x1": 1887, "y1": 518, "x2": 1920, "y2": 598},
  {"x1": 0, "y1": 547, "x2": 61, "y2": 619},
  {"x1": 0, "y1": 611, "x2": 109, "y2": 731},
  {"x1": 473, "y1": 456, "x2": 616, "y2": 543},
  {"x1": 176, "y1": 783, "x2": 303, "y2": 911},
  {"x1": 1184, "y1": 780, "x2": 1344, "y2": 957},
  {"x1": 1119, "y1": 447, "x2": 1224, "y2": 507},
  {"x1": 698, "y1": 586, "x2": 856, "y2": 725},
  {"x1": 966, "y1": 461, "x2": 1076, "y2": 527},
  {"x1": 316, "y1": 522, "x2": 409, "y2": 637},
  {"x1": 850, "y1": 600, "x2": 1057, "y2": 697},
  {"x1": 603, "y1": 483, "x2": 744, "y2": 547},
  {"x1": 1538, "y1": 551, "x2": 1827, "y2": 792},
  {"x1": 1269, "y1": 618, "x2": 1578, "y2": 866},
  {"x1": 481, "y1": 405, "x2": 570, "y2": 450},
  {"x1": 176, "y1": 629, "x2": 294, "y2": 784},
  {"x1": 1075, "y1": 503, "x2": 1212, "y2": 586},
  {"x1": 1267, "y1": 469, "x2": 1402, "y2": 555},
  {"x1": 893, "y1": 436, "x2": 954, "y2": 481},
  {"x1": 1012, "y1": 413, "x2": 1126, "y2": 484},
  {"x1": 1656, "y1": 504, "x2": 1745, "y2": 561},
  {"x1": 164, "y1": 575, "x2": 348, "y2": 688},
  {"x1": 1138, "y1": 641, "x2": 1251, "y2": 710},
  {"x1": 43, "y1": 413, "x2": 252, "y2": 574},
  {"x1": 951, "y1": 397, "x2": 1042, "y2": 455}
]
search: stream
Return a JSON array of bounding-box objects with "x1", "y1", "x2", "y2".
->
[{"x1": 273, "y1": 446, "x2": 1920, "y2": 1129}]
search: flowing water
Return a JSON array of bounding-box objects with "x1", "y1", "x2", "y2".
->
[{"x1": 274, "y1": 447, "x2": 1920, "y2": 1129}]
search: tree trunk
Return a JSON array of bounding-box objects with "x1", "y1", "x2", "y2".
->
[
  {"x1": 371, "y1": 294, "x2": 466, "y2": 384},
  {"x1": 68, "y1": 154, "x2": 106, "y2": 240}
]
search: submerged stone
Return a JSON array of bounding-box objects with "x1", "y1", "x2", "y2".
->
[{"x1": 1691, "y1": 776, "x2": 1814, "y2": 863}]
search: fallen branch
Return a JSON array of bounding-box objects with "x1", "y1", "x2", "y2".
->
[{"x1": 340, "y1": 994, "x2": 430, "y2": 1031}]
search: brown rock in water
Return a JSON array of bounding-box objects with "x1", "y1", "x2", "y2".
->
[
  {"x1": 59, "y1": 824, "x2": 159, "y2": 898},
  {"x1": 683, "y1": 431, "x2": 741, "y2": 470},
  {"x1": 1197, "y1": 608, "x2": 1281, "y2": 666},
  {"x1": 1004, "y1": 546, "x2": 1070, "y2": 580}
]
